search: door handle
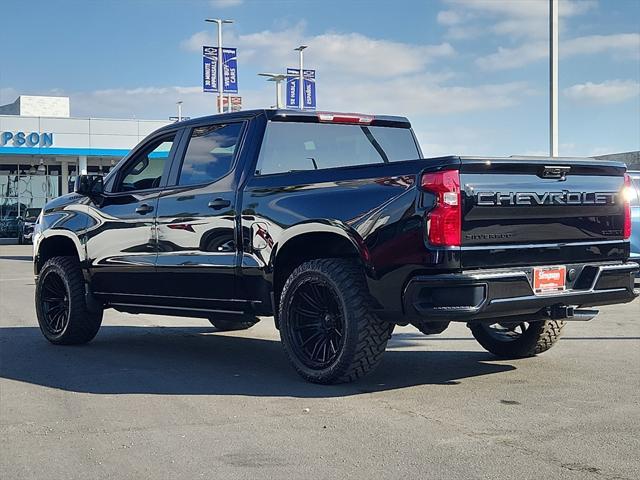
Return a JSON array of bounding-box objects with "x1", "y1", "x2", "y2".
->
[
  {"x1": 208, "y1": 198, "x2": 231, "y2": 210},
  {"x1": 135, "y1": 204, "x2": 154, "y2": 215}
]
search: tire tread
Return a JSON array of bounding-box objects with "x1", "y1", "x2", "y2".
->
[
  {"x1": 36, "y1": 256, "x2": 102, "y2": 345},
  {"x1": 279, "y1": 258, "x2": 393, "y2": 384},
  {"x1": 470, "y1": 320, "x2": 565, "y2": 358}
]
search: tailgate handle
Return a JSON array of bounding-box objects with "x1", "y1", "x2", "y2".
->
[{"x1": 540, "y1": 165, "x2": 570, "y2": 180}]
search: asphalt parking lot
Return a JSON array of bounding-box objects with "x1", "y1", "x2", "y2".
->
[{"x1": 1, "y1": 244, "x2": 638, "y2": 480}]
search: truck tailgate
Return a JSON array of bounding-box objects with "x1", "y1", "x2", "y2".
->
[{"x1": 459, "y1": 158, "x2": 629, "y2": 268}]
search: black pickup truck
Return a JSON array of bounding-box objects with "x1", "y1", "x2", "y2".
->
[{"x1": 33, "y1": 110, "x2": 638, "y2": 383}]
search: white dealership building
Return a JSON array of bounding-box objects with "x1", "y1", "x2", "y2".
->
[{"x1": 0, "y1": 95, "x2": 170, "y2": 238}]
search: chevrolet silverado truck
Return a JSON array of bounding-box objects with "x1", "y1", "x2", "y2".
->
[{"x1": 33, "y1": 110, "x2": 638, "y2": 384}]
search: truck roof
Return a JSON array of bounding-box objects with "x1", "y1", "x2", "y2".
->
[{"x1": 159, "y1": 109, "x2": 411, "y2": 131}]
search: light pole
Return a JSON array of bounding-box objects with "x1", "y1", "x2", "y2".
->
[
  {"x1": 549, "y1": 0, "x2": 558, "y2": 157},
  {"x1": 205, "y1": 18, "x2": 233, "y2": 114},
  {"x1": 294, "y1": 45, "x2": 307, "y2": 110},
  {"x1": 176, "y1": 101, "x2": 183, "y2": 122},
  {"x1": 258, "y1": 73, "x2": 297, "y2": 108}
]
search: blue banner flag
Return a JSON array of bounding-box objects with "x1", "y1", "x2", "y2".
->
[
  {"x1": 203, "y1": 46, "x2": 218, "y2": 93},
  {"x1": 222, "y1": 48, "x2": 238, "y2": 94},
  {"x1": 303, "y1": 69, "x2": 316, "y2": 110},
  {"x1": 286, "y1": 68, "x2": 316, "y2": 109},
  {"x1": 286, "y1": 68, "x2": 299, "y2": 108}
]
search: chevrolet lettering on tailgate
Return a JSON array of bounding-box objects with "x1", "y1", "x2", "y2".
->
[{"x1": 476, "y1": 190, "x2": 618, "y2": 206}]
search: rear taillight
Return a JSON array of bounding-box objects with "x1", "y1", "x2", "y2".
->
[
  {"x1": 421, "y1": 170, "x2": 461, "y2": 246},
  {"x1": 623, "y1": 173, "x2": 632, "y2": 239}
]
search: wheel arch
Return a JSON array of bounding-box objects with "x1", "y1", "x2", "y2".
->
[
  {"x1": 270, "y1": 222, "x2": 371, "y2": 323},
  {"x1": 35, "y1": 233, "x2": 84, "y2": 276}
]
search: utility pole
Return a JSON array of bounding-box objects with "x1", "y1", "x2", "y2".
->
[
  {"x1": 176, "y1": 101, "x2": 183, "y2": 122},
  {"x1": 550, "y1": 0, "x2": 558, "y2": 157},
  {"x1": 294, "y1": 45, "x2": 307, "y2": 110},
  {"x1": 205, "y1": 18, "x2": 233, "y2": 114},
  {"x1": 258, "y1": 73, "x2": 297, "y2": 108}
]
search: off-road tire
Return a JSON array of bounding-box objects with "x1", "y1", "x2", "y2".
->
[
  {"x1": 35, "y1": 256, "x2": 103, "y2": 345},
  {"x1": 279, "y1": 258, "x2": 394, "y2": 384},
  {"x1": 412, "y1": 320, "x2": 450, "y2": 335},
  {"x1": 470, "y1": 320, "x2": 565, "y2": 358},
  {"x1": 208, "y1": 314, "x2": 259, "y2": 331}
]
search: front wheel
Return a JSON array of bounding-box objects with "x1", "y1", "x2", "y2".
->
[
  {"x1": 469, "y1": 320, "x2": 565, "y2": 358},
  {"x1": 35, "y1": 256, "x2": 103, "y2": 345},
  {"x1": 279, "y1": 258, "x2": 394, "y2": 384}
]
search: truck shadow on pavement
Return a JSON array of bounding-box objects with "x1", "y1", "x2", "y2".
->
[{"x1": 0, "y1": 325, "x2": 516, "y2": 397}]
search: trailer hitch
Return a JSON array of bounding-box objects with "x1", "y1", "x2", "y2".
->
[{"x1": 549, "y1": 305, "x2": 598, "y2": 321}]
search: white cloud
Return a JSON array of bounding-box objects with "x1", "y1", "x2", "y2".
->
[
  {"x1": 439, "y1": 0, "x2": 596, "y2": 40},
  {"x1": 0, "y1": 84, "x2": 271, "y2": 120},
  {"x1": 176, "y1": 25, "x2": 526, "y2": 118},
  {"x1": 0, "y1": 73, "x2": 530, "y2": 124},
  {"x1": 320, "y1": 78, "x2": 529, "y2": 116},
  {"x1": 2, "y1": 24, "x2": 530, "y2": 125},
  {"x1": 181, "y1": 25, "x2": 455, "y2": 78},
  {"x1": 437, "y1": 10, "x2": 463, "y2": 26},
  {"x1": 210, "y1": 0, "x2": 243, "y2": 8},
  {"x1": 444, "y1": 0, "x2": 639, "y2": 71},
  {"x1": 476, "y1": 33, "x2": 640, "y2": 70},
  {"x1": 476, "y1": 41, "x2": 547, "y2": 70},
  {"x1": 563, "y1": 33, "x2": 640, "y2": 57},
  {"x1": 65, "y1": 76, "x2": 527, "y2": 120},
  {"x1": 564, "y1": 80, "x2": 640, "y2": 104},
  {"x1": 180, "y1": 31, "x2": 213, "y2": 51}
]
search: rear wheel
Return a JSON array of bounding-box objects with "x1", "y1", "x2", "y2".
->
[
  {"x1": 208, "y1": 314, "x2": 258, "y2": 331},
  {"x1": 35, "y1": 256, "x2": 103, "y2": 345},
  {"x1": 470, "y1": 320, "x2": 564, "y2": 358},
  {"x1": 279, "y1": 258, "x2": 394, "y2": 384}
]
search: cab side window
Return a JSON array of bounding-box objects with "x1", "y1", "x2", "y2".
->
[
  {"x1": 116, "y1": 134, "x2": 176, "y2": 192},
  {"x1": 178, "y1": 123, "x2": 243, "y2": 186}
]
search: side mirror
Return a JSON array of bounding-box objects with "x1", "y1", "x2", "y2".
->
[{"x1": 75, "y1": 175, "x2": 104, "y2": 197}]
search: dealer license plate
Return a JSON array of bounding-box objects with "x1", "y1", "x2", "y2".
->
[{"x1": 533, "y1": 266, "x2": 566, "y2": 294}]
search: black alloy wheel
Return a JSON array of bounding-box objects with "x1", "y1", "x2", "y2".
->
[
  {"x1": 40, "y1": 270, "x2": 70, "y2": 335},
  {"x1": 470, "y1": 319, "x2": 565, "y2": 358},
  {"x1": 287, "y1": 279, "x2": 345, "y2": 369},
  {"x1": 279, "y1": 258, "x2": 394, "y2": 384},
  {"x1": 35, "y1": 256, "x2": 103, "y2": 345}
]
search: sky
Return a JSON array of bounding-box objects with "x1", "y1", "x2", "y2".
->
[{"x1": 1, "y1": 0, "x2": 639, "y2": 157}]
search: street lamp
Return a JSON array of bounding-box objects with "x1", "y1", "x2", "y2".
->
[
  {"x1": 176, "y1": 101, "x2": 183, "y2": 122},
  {"x1": 205, "y1": 18, "x2": 234, "y2": 114},
  {"x1": 549, "y1": 0, "x2": 558, "y2": 157},
  {"x1": 294, "y1": 45, "x2": 307, "y2": 110},
  {"x1": 258, "y1": 72, "x2": 298, "y2": 109}
]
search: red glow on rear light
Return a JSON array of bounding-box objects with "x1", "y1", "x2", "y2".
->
[
  {"x1": 317, "y1": 113, "x2": 374, "y2": 125},
  {"x1": 623, "y1": 173, "x2": 632, "y2": 239},
  {"x1": 421, "y1": 170, "x2": 461, "y2": 246}
]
